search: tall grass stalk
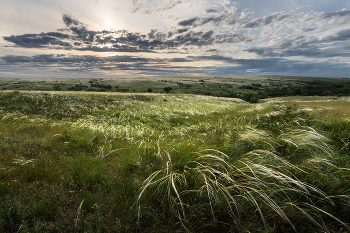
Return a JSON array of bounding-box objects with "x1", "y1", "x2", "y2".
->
[{"x1": 74, "y1": 200, "x2": 84, "y2": 233}]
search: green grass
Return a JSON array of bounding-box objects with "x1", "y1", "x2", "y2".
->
[
  {"x1": 0, "y1": 90, "x2": 350, "y2": 232},
  {"x1": 2, "y1": 75, "x2": 350, "y2": 100}
]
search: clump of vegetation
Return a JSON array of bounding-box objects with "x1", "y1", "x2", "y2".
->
[
  {"x1": 67, "y1": 84, "x2": 88, "y2": 91},
  {"x1": 163, "y1": 86, "x2": 173, "y2": 93},
  {"x1": 241, "y1": 93, "x2": 260, "y2": 103},
  {"x1": 53, "y1": 83, "x2": 62, "y2": 91}
]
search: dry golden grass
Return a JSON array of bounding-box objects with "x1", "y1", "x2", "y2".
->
[{"x1": 263, "y1": 96, "x2": 350, "y2": 121}]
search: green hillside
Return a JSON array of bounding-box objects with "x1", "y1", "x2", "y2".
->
[{"x1": 1, "y1": 76, "x2": 350, "y2": 103}]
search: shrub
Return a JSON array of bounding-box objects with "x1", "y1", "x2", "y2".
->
[
  {"x1": 242, "y1": 93, "x2": 260, "y2": 103},
  {"x1": 164, "y1": 87, "x2": 173, "y2": 93},
  {"x1": 53, "y1": 84, "x2": 62, "y2": 91}
]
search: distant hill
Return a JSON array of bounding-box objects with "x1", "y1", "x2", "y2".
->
[{"x1": 1, "y1": 75, "x2": 350, "y2": 102}]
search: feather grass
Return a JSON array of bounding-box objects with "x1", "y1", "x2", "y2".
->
[{"x1": 136, "y1": 125, "x2": 349, "y2": 232}]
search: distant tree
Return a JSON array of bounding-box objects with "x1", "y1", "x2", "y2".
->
[
  {"x1": 53, "y1": 84, "x2": 62, "y2": 91},
  {"x1": 242, "y1": 93, "x2": 259, "y2": 103},
  {"x1": 147, "y1": 88, "x2": 153, "y2": 93},
  {"x1": 293, "y1": 88, "x2": 302, "y2": 96},
  {"x1": 163, "y1": 87, "x2": 172, "y2": 93}
]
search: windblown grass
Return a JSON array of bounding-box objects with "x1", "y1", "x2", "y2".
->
[
  {"x1": 136, "y1": 125, "x2": 349, "y2": 232},
  {"x1": 0, "y1": 91, "x2": 349, "y2": 232}
]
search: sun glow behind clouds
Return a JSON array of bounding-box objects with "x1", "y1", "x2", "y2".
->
[
  {"x1": 103, "y1": 14, "x2": 125, "y2": 31},
  {"x1": 105, "y1": 18, "x2": 114, "y2": 30}
]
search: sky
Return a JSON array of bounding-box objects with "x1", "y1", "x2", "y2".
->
[{"x1": 1, "y1": 0, "x2": 350, "y2": 78}]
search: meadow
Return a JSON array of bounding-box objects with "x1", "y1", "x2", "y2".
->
[
  {"x1": 0, "y1": 85, "x2": 350, "y2": 232},
  {"x1": 1, "y1": 75, "x2": 350, "y2": 101}
]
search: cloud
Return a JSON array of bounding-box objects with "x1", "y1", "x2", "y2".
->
[
  {"x1": 322, "y1": 29, "x2": 350, "y2": 42},
  {"x1": 62, "y1": 13, "x2": 97, "y2": 42},
  {"x1": 242, "y1": 13, "x2": 291, "y2": 29},
  {"x1": 204, "y1": 9, "x2": 218, "y2": 14},
  {"x1": 245, "y1": 29, "x2": 350, "y2": 58},
  {"x1": 131, "y1": 0, "x2": 190, "y2": 15},
  {"x1": 162, "y1": 0, "x2": 189, "y2": 11},
  {"x1": 180, "y1": 55, "x2": 350, "y2": 76},
  {"x1": 0, "y1": 54, "x2": 159, "y2": 67},
  {"x1": 177, "y1": 28, "x2": 189, "y2": 34},
  {"x1": 0, "y1": 53, "x2": 202, "y2": 76},
  {"x1": 176, "y1": 8, "x2": 350, "y2": 30},
  {"x1": 62, "y1": 14, "x2": 79, "y2": 27},
  {"x1": 3, "y1": 13, "x2": 254, "y2": 54},
  {"x1": 3, "y1": 8, "x2": 349, "y2": 59},
  {"x1": 319, "y1": 9, "x2": 350, "y2": 19},
  {"x1": 2, "y1": 6, "x2": 350, "y2": 78},
  {"x1": 3, "y1": 33, "x2": 72, "y2": 48},
  {"x1": 178, "y1": 17, "x2": 198, "y2": 26},
  {"x1": 177, "y1": 6, "x2": 245, "y2": 28},
  {"x1": 2, "y1": 53, "x2": 349, "y2": 78}
]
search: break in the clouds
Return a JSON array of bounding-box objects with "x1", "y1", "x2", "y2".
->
[{"x1": 1, "y1": 0, "x2": 350, "y2": 78}]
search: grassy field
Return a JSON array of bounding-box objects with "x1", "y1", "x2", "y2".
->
[
  {"x1": 1, "y1": 75, "x2": 350, "y2": 100},
  {"x1": 0, "y1": 89, "x2": 350, "y2": 232}
]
